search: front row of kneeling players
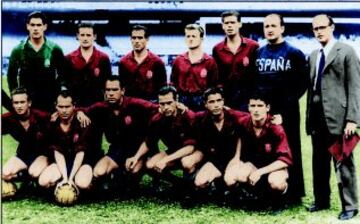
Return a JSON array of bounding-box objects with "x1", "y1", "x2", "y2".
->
[{"x1": 2, "y1": 76, "x2": 292, "y2": 207}]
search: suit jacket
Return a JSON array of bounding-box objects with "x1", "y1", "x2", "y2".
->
[{"x1": 306, "y1": 41, "x2": 360, "y2": 135}]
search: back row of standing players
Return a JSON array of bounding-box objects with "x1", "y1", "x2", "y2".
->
[{"x1": 4, "y1": 11, "x2": 307, "y2": 204}]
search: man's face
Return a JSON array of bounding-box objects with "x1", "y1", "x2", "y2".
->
[
  {"x1": 105, "y1": 80, "x2": 124, "y2": 104},
  {"x1": 12, "y1": 93, "x2": 31, "y2": 116},
  {"x1": 205, "y1": 93, "x2": 224, "y2": 116},
  {"x1": 248, "y1": 99, "x2": 270, "y2": 123},
  {"x1": 263, "y1": 15, "x2": 284, "y2": 44},
  {"x1": 77, "y1": 27, "x2": 96, "y2": 49},
  {"x1": 222, "y1": 15, "x2": 242, "y2": 37},
  {"x1": 26, "y1": 18, "x2": 47, "y2": 40},
  {"x1": 185, "y1": 29, "x2": 203, "y2": 50},
  {"x1": 158, "y1": 92, "x2": 177, "y2": 117},
  {"x1": 312, "y1": 15, "x2": 334, "y2": 46},
  {"x1": 56, "y1": 96, "x2": 75, "y2": 121},
  {"x1": 131, "y1": 30, "x2": 148, "y2": 52}
]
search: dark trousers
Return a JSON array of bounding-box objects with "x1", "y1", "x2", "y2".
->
[
  {"x1": 310, "y1": 100, "x2": 358, "y2": 210},
  {"x1": 282, "y1": 108, "x2": 305, "y2": 199}
]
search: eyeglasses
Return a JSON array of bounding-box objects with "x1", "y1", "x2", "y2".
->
[{"x1": 312, "y1": 25, "x2": 330, "y2": 32}]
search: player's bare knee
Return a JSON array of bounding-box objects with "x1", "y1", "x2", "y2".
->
[
  {"x1": 237, "y1": 173, "x2": 249, "y2": 183},
  {"x1": 224, "y1": 175, "x2": 236, "y2": 187},
  {"x1": 75, "y1": 177, "x2": 92, "y2": 189},
  {"x1": 93, "y1": 165, "x2": 107, "y2": 178},
  {"x1": 38, "y1": 174, "x2": 50, "y2": 188},
  {"x1": 268, "y1": 176, "x2": 286, "y2": 191},
  {"x1": 28, "y1": 165, "x2": 44, "y2": 178}
]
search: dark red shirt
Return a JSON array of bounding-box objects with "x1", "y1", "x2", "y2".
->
[
  {"x1": 66, "y1": 47, "x2": 111, "y2": 107},
  {"x1": 146, "y1": 109, "x2": 196, "y2": 154},
  {"x1": 48, "y1": 117, "x2": 93, "y2": 160},
  {"x1": 212, "y1": 37, "x2": 259, "y2": 86},
  {"x1": 118, "y1": 50, "x2": 167, "y2": 101},
  {"x1": 195, "y1": 109, "x2": 247, "y2": 167},
  {"x1": 239, "y1": 114, "x2": 293, "y2": 167},
  {"x1": 2, "y1": 109, "x2": 49, "y2": 158},
  {"x1": 170, "y1": 52, "x2": 218, "y2": 94},
  {"x1": 83, "y1": 97, "x2": 158, "y2": 157}
]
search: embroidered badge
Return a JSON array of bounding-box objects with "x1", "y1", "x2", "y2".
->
[
  {"x1": 73, "y1": 133, "x2": 79, "y2": 143},
  {"x1": 200, "y1": 68, "x2": 207, "y2": 78},
  {"x1": 243, "y1": 57, "x2": 249, "y2": 67},
  {"x1": 94, "y1": 68, "x2": 100, "y2": 77},
  {"x1": 146, "y1": 70, "x2": 153, "y2": 79},
  {"x1": 125, "y1": 116, "x2": 132, "y2": 125},
  {"x1": 36, "y1": 132, "x2": 43, "y2": 140},
  {"x1": 44, "y1": 59, "x2": 51, "y2": 67},
  {"x1": 265, "y1": 143, "x2": 272, "y2": 153}
]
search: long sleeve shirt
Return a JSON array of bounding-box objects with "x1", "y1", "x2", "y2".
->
[{"x1": 7, "y1": 38, "x2": 67, "y2": 112}]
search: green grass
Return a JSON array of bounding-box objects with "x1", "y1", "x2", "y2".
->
[{"x1": 2, "y1": 77, "x2": 360, "y2": 224}]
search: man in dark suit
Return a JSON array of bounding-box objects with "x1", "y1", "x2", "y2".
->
[{"x1": 306, "y1": 14, "x2": 360, "y2": 220}]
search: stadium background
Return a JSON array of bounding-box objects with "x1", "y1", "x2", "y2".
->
[{"x1": 2, "y1": 1, "x2": 360, "y2": 78}]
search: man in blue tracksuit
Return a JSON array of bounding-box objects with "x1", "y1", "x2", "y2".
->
[{"x1": 254, "y1": 13, "x2": 309, "y2": 204}]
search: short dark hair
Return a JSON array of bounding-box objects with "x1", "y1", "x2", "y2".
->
[
  {"x1": 266, "y1": 13, "x2": 285, "y2": 26},
  {"x1": 131, "y1": 25, "x2": 150, "y2": 38},
  {"x1": 77, "y1": 22, "x2": 95, "y2": 34},
  {"x1": 249, "y1": 90, "x2": 270, "y2": 106},
  {"x1": 26, "y1": 11, "x2": 47, "y2": 25},
  {"x1": 158, "y1": 85, "x2": 178, "y2": 100},
  {"x1": 56, "y1": 89, "x2": 74, "y2": 105},
  {"x1": 221, "y1": 10, "x2": 241, "y2": 22},
  {"x1": 203, "y1": 87, "x2": 224, "y2": 102},
  {"x1": 106, "y1": 75, "x2": 123, "y2": 88},
  {"x1": 185, "y1": 24, "x2": 204, "y2": 38},
  {"x1": 10, "y1": 87, "x2": 30, "y2": 100}
]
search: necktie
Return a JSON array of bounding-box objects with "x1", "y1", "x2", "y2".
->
[{"x1": 315, "y1": 49, "x2": 325, "y2": 91}]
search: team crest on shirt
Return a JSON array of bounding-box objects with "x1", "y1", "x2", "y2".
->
[
  {"x1": 264, "y1": 143, "x2": 272, "y2": 153},
  {"x1": 200, "y1": 69, "x2": 207, "y2": 78},
  {"x1": 124, "y1": 116, "x2": 132, "y2": 125},
  {"x1": 146, "y1": 70, "x2": 153, "y2": 79},
  {"x1": 94, "y1": 68, "x2": 100, "y2": 77},
  {"x1": 36, "y1": 132, "x2": 43, "y2": 140},
  {"x1": 242, "y1": 57, "x2": 249, "y2": 67},
  {"x1": 73, "y1": 133, "x2": 79, "y2": 143}
]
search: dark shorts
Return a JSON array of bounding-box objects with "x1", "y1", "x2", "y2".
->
[
  {"x1": 83, "y1": 150, "x2": 104, "y2": 167},
  {"x1": 16, "y1": 152, "x2": 42, "y2": 167}
]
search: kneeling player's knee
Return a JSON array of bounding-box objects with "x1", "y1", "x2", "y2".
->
[
  {"x1": 38, "y1": 174, "x2": 51, "y2": 188},
  {"x1": 224, "y1": 174, "x2": 236, "y2": 187},
  {"x1": 181, "y1": 158, "x2": 194, "y2": 172},
  {"x1": 194, "y1": 175, "x2": 208, "y2": 188},
  {"x1": 28, "y1": 167, "x2": 42, "y2": 179},
  {"x1": 75, "y1": 177, "x2": 91, "y2": 189},
  {"x1": 269, "y1": 178, "x2": 287, "y2": 192},
  {"x1": 93, "y1": 165, "x2": 107, "y2": 178}
]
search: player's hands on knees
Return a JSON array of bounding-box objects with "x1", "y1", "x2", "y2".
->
[
  {"x1": 50, "y1": 112, "x2": 59, "y2": 122},
  {"x1": 248, "y1": 170, "x2": 262, "y2": 186},
  {"x1": 76, "y1": 111, "x2": 91, "y2": 128},
  {"x1": 176, "y1": 102, "x2": 188, "y2": 114},
  {"x1": 125, "y1": 157, "x2": 138, "y2": 171},
  {"x1": 154, "y1": 159, "x2": 168, "y2": 173}
]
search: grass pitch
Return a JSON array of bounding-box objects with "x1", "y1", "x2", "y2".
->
[{"x1": 2, "y1": 80, "x2": 360, "y2": 224}]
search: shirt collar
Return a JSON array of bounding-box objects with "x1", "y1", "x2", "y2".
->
[
  {"x1": 320, "y1": 37, "x2": 337, "y2": 57},
  {"x1": 221, "y1": 36, "x2": 247, "y2": 52}
]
